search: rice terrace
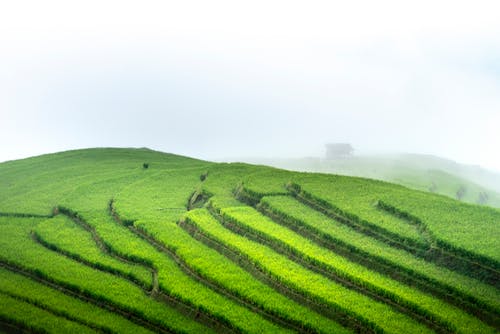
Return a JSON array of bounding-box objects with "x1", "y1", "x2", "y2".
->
[{"x1": 0, "y1": 147, "x2": 499, "y2": 334}]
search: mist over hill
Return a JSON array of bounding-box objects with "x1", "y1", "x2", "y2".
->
[{"x1": 233, "y1": 152, "x2": 500, "y2": 208}]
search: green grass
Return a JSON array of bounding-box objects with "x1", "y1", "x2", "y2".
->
[
  {"x1": 185, "y1": 208, "x2": 433, "y2": 334},
  {"x1": 259, "y1": 195, "x2": 500, "y2": 313},
  {"x1": 217, "y1": 204, "x2": 495, "y2": 333},
  {"x1": 112, "y1": 170, "x2": 347, "y2": 333},
  {"x1": 0, "y1": 147, "x2": 498, "y2": 333},
  {"x1": 0, "y1": 216, "x2": 213, "y2": 334},
  {"x1": 0, "y1": 291, "x2": 96, "y2": 334},
  {"x1": 287, "y1": 175, "x2": 500, "y2": 263},
  {"x1": 34, "y1": 215, "x2": 152, "y2": 288},
  {"x1": 70, "y1": 208, "x2": 288, "y2": 334},
  {"x1": 0, "y1": 268, "x2": 155, "y2": 334}
]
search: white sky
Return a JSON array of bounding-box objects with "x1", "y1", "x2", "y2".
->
[{"x1": 1, "y1": 0, "x2": 500, "y2": 171}]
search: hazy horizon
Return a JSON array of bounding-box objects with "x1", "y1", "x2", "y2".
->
[
  {"x1": 2, "y1": 1, "x2": 500, "y2": 172},
  {"x1": 4, "y1": 145, "x2": 500, "y2": 176}
]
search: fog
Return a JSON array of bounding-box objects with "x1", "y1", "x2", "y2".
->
[{"x1": 1, "y1": 1, "x2": 500, "y2": 171}]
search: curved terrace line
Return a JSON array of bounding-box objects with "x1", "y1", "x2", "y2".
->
[
  {"x1": 0, "y1": 289, "x2": 113, "y2": 334},
  {"x1": 51, "y1": 208, "x2": 155, "y2": 291},
  {"x1": 376, "y1": 200, "x2": 500, "y2": 286},
  {"x1": 180, "y1": 213, "x2": 377, "y2": 334},
  {"x1": 287, "y1": 183, "x2": 500, "y2": 286},
  {"x1": 108, "y1": 200, "x2": 240, "y2": 334},
  {"x1": 15, "y1": 204, "x2": 236, "y2": 334},
  {"x1": 214, "y1": 202, "x2": 454, "y2": 334},
  {"x1": 0, "y1": 261, "x2": 174, "y2": 334},
  {"x1": 253, "y1": 195, "x2": 500, "y2": 328},
  {"x1": 31, "y1": 230, "x2": 150, "y2": 291}
]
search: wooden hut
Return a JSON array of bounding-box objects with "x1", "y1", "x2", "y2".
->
[{"x1": 325, "y1": 143, "x2": 353, "y2": 159}]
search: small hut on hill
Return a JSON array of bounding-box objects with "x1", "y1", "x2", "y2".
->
[{"x1": 325, "y1": 143, "x2": 353, "y2": 159}]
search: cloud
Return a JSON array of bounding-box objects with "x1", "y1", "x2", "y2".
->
[{"x1": 1, "y1": 0, "x2": 500, "y2": 171}]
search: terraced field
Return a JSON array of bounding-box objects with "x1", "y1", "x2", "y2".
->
[{"x1": 0, "y1": 148, "x2": 498, "y2": 333}]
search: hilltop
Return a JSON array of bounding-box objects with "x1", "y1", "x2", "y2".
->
[{"x1": 0, "y1": 148, "x2": 498, "y2": 333}]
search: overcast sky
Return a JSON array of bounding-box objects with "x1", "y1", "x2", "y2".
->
[{"x1": 1, "y1": 0, "x2": 500, "y2": 171}]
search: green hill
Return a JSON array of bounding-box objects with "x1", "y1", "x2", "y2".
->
[
  {"x1": 0, "y1": 148, "x2": 498, "y2": 333},
  {"x1": 241, "y1": 154, "x2": 500, "y2": 207}
]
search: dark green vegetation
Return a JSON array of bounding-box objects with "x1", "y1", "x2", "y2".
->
[{"x1": 0, "y1": 148, "x2": 498, "y2": 333}]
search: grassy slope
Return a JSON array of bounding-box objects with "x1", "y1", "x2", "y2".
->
[
  {"x1": 0, "y1": 148, "x2": 498, "y2": 333},
  {"x1": 240, "y1": 154, "x2": 500, "y2": 207}
]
